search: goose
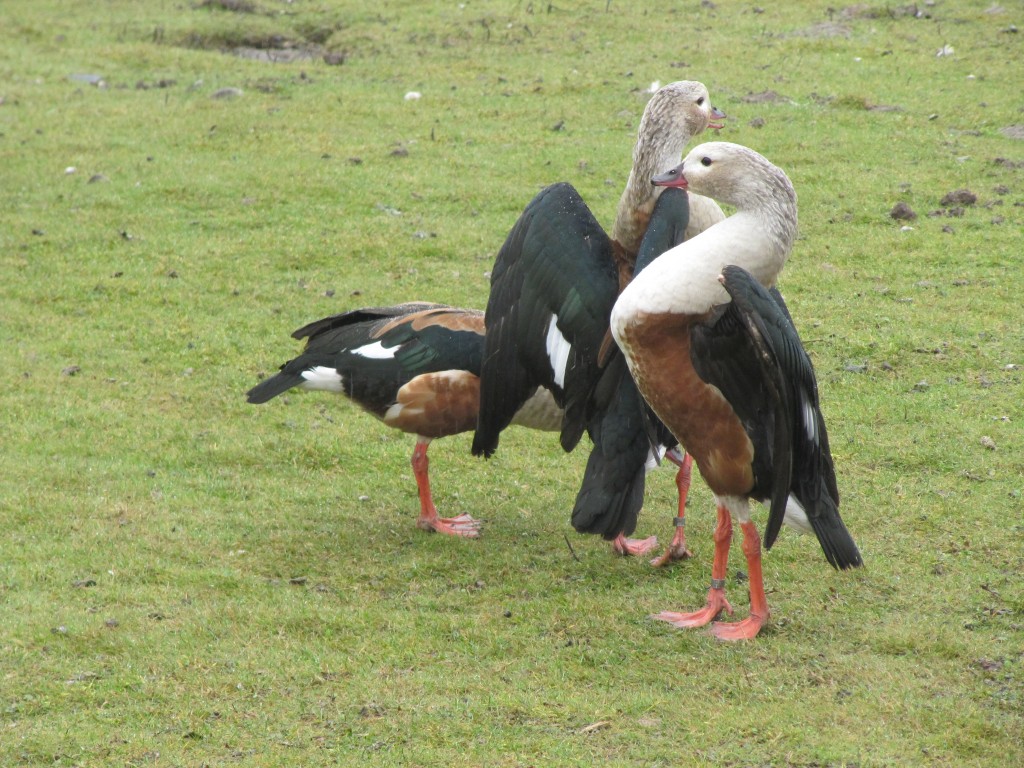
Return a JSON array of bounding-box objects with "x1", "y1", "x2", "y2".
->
[
  {"x1": 472, "y1": 80, "x2": 726, "y2": 561},
  {"x1": 610, "y1": 142, "x2": 863, "y2": 640},
  {"x1": 246, "y1": 303, "x2": 561, "y2": 537},
  {"x1": 245, "y1": 301, "x2": 690, "y2": 545}
]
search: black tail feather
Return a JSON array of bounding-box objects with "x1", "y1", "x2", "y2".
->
[
  {"x1": 570, "y1": 450, "x2": 645, "y2": 539},
  {"x1": 805, "y1": 495, "x2": 863, "y2": 570},
  {"x1": 570, "y1": 363, "x2": 651, "y2": 539},
  {"x1": 246, "y1": 372, "x2": 303, "y2": 404}
]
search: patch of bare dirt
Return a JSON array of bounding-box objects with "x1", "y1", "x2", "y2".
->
[
  {"x1": 742, "y1": 90, "x2": 790, "y2": 104},
  {"x1": 232, "y1": 46, "x2": 320, "y2": 63},
  {"x1": 941, "y1": 189, "x2": 978, "y2": 207},
  {"x1": 836, "y1": 4, "x2": 928, "y2": 20},
  {"x1": 794, "y1": 21, "x2": 852, "y2": 39},
  {"x1": 176, "y1": 2, "x2": 346, "y2": 64},
  {"x1": 890, "y1": 202, "x2": 917, "y2": 221},
  {"x1": 198, "y1": 0, "x2": 259, "y2": 12}
]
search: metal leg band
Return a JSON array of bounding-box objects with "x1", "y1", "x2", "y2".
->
[
  {"x1": 709, "y1": 578, "x2": 726, "y2": 591},
  {"x1": 673, "y1": 516, "x2": 685, "y2": 528}
]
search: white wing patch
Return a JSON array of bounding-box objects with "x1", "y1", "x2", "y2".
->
[
  {"x1": 545, "y1": 315, "x2": 572, "y2": 389},
  {"x1": 299, "y1": 366, "x2": 345, "y2": 393},
  {"x1": 351, "y1": 340, "x2": 398, "y2": 359},
  {"x1": 801, "y1": 393, "x2": 818, "y2": 443}
]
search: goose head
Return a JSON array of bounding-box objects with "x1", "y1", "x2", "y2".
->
[
  {"x1": 651, "y1": 141, "x2": 796, "y2": 214},
  {"x1": 636, "y1": 81, "x2": 727, "y2": 162}
]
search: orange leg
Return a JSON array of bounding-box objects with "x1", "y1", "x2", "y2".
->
[
  {"x1": 710, "y1": 520, "x2": 769, "y2": 641},
  {"x1": 611, "y1": 532, "x2": 659, "y2": 557},
  {"x1": 653, "y1": 503, "x2": 734, "y2": 627},
  {"x1": 650, "y1": 450, "x2": 694, "y2": 566},
  {"x1": 411, "y1": 438, "x2": 480, "y2": 538}
]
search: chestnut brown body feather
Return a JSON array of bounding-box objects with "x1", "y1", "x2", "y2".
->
[
  {"x1": 625, "y1": 311, "x2": 755, "y2": 497},
  {"x1": 385, "y1": 370, "x2": 482, "y2": 439}
]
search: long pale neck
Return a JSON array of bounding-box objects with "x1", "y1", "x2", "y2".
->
[
  {"x1": 684, "y1": 193, "x2": 726, "y2": 241},
  {"x1": 611, "y1": 134, "x2": 688, "y2": 255},
  {"x1": 682, "y1": 212, "x2": 792, "y2": 309},
  {"x1": 618, "y1": 207, "x2": 796, "y2": 319}
]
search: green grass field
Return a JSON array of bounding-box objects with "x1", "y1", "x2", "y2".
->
[{"x1": 2, "y1": 1, "x2": 1022, "y2": 765}]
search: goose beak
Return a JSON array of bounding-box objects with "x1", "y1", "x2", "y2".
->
[
  {"x1": 651, "y1": 165, "x2": 687, "y2": 189},
  {"x1": 709, "y1": 105, "x2": 727, "y2": 130}
]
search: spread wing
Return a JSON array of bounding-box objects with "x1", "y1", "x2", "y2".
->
[
  {"x1": 472, "y1": 183, "x2": 619, "y2": 457},
  {"x1": 571, "y1": 188, "x2": 691, "y2": 537}
]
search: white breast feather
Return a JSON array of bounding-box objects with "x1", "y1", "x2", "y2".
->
[{"x1": 613, "y1": 211, "x2": 787, "y2": 330}]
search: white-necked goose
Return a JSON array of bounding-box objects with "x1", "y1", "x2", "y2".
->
[
  {"x1": 611, "y1": 142, "x2": 862, "y2": 640},
  {"x1": 472, "y1": 81, "x2": 726, "y2": 561}
]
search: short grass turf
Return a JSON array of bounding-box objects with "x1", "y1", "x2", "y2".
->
[{"x1": 1, "y1": 0, "x2": 1022, "y2": 765}]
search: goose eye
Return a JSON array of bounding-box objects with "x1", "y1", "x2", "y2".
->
[
  {"x1": 701, "y1": 156, "x2": 712, "y2": 167},
  {"x1": 696, "y1": 97, "x2": 705, "y2": 106}
]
